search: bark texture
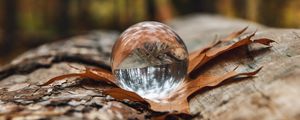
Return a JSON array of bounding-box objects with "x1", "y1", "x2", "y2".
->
[{"x1": 0, "y1": 14, "x2": 300, "y2": 120}]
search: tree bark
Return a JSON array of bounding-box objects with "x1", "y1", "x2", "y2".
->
[{"x1": 0, "y1": 14, "x2": 299, "y2": 120}]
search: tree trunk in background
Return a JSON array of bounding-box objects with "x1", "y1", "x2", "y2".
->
[
  {"x1": 1, "y1": 0, "x2": 17, "y2": 56},
  {"x1": 0, "y1": 14, "x2": 300, "y2": 120},
  {"x1": 146, "y1": 0, "x2": 156, "y2": 21},
  {"x1": 57, "y1": 0, "x2": 70, "y2": 37}
]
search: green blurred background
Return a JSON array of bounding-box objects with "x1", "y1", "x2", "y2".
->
[{"x1": 0, "y1": 0, "x2": 300, "y2": 65}]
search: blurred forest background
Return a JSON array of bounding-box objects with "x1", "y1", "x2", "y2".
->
[{"x1": 0, "y1": 0, "x2": 300, "y2": 65}]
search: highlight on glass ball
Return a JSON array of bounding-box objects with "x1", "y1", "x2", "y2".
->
[{"x1": 111, "y1": 21, "x2": 189, "y2": 100}]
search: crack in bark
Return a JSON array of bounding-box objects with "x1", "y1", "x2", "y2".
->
[{"x1": 0, "y1": 53, "x2": 111, "y2": 80}]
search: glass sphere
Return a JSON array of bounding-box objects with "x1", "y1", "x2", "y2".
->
[{"x1": 111, "y1": 21, "x2": 188, "y2": 101}]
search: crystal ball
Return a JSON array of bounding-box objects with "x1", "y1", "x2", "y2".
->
[{"x1": 111, "y1": 21, "x2": 188, "y2": 101}]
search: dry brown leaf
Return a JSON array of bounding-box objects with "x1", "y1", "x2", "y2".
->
[
  {"x1": 41, "y1": 73, "x2": 86, "y2": 86},
  {"x1": 183, "y1": 67, "x2": 262, "y2": 96},
  {"x1": 147, "y1": 67, "x2": 262, "y2": 113},
  {"x1": 102, "y1": 88, "x2": 150, "y2": 106},
  {"x1": 222, "y1": 26, "x2": 248, "y2": 41},
  {"x1": 41, "y1": 67, "x2": 116, "y2": 86},
  {"x1": 188, "y1": 32, "x2": 274, "y2": 75},
  {"x1": 41, "y1": 27, "x2": 274, "y2": 116},
  {"x1": 188, "y1": 26, "x2": 248, "y2": 61}
]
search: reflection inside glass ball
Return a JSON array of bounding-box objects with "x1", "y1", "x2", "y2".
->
[{"x1": 111, "y1": 21, "x2": 188, "y2": 101}]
